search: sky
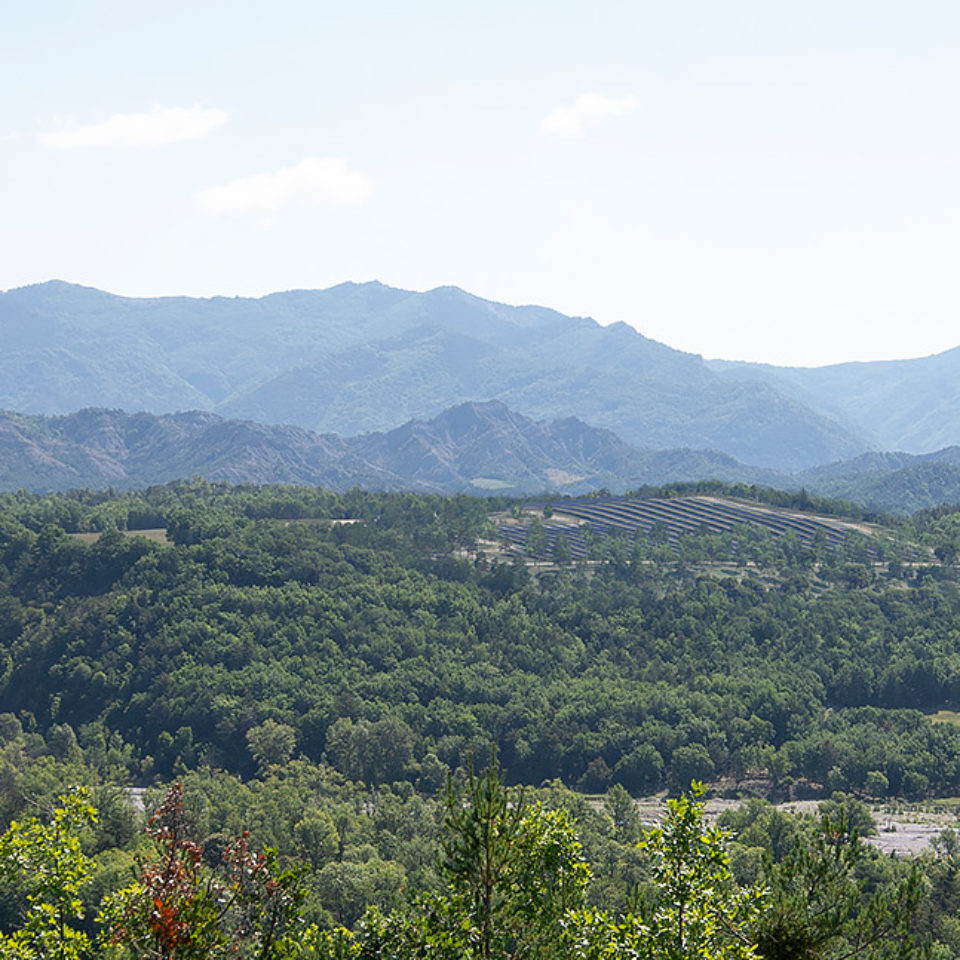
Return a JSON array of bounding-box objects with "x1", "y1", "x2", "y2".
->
[{"x1": 2, "y1": 0, "x2": 959, "y2": 367}]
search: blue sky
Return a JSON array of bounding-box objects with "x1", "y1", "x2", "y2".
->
[{"x1": 3, "y1": 1, "x2": 959, "y2": 366}]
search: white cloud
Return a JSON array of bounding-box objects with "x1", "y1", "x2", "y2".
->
[
  {"x1": 40, "y1": 105, "x2": 228, "y2": 148},
  {"x1": 540, "y1": 93, "x2": 636, "y2": 138},
  {"x1": 195, "y1": 157, "x2": 373, "y2": 218}
]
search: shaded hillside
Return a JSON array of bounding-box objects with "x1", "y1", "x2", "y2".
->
[
  {"x1": 7, "y1": 403, "x2": 960, "y2": 512},
  {"x1": 353, "y1": 401, "x2": 781, "y2": 492},
  {"x1": 0, "y1": 403, "x2": 776, "y2": 495},
  {"x1": 710, "y1": 346, "x2": 960, "y2": 454},
  {"x1": 796, "y1": 447, "x2": 960, "y2": 514},
  {"x1": 0, "y1": 409, "x2": 395, "y2": 492},
  {"x1": 0, "y1": 281, "x2": 868, "y2": 470}
]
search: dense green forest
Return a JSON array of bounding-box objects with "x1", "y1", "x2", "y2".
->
[
  {"x1": 3, "y1": 480, "x2": 960, "y2": 956},
  {"x1": 3, "y1": 480, "x2": 960, "y2": 796}
]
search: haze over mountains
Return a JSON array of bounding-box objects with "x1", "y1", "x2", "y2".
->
[
  {"x1": 1, "y1": 280, "x2": 869, "y2": 472},
  {"x1": 0, "y1": 403, "x2": 778, "y2": 497},
  {"x1": 709, "y1": 353, "x2": 960, "y2": 454},
  {"x1": 3, "y1": 279, "x2": 960, "y2": 512},
  {"x1": 4, "y1": 403, "x2": 960, "y2": 514}
]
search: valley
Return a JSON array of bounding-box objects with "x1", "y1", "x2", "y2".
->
[
  {"x1": 4, "y1": 282, "x2": 960, "y2": 955},
  {"x1": 9, "y1": 2, "x2": 959, "y2": 951}
]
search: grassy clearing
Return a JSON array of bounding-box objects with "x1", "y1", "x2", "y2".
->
[
  {"x1": 929, "y1": 710, "x2": 960, "y2": 725},
  {"x1": 69, "y1": 528, "x2": 170, "y2": 545},
  {"x1": 282, "y1": 518, "x2": 362, "y2": 526},
  {"x1": 470, "y1": 478, "x2": 515, "y2": 490}
]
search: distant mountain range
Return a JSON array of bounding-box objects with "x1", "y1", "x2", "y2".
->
[
  {"x1": 708, "y1": 351, "x2": 960, "y2": 455},
  {"x1": 4, "y1": 279, "x2": 960, "y2": 511},
  {"x1": 0, "y1": 403, "x2": 779, "y2": 497},
  {"x1": 3, "y1": 402, "x2": 960, "y2": 514},
  {"x1": 1, "y1": 280, "x2": 872, "y2": 472},
  {"x1": 794, "y1": 448, "x2": 960, "y2": 515}
]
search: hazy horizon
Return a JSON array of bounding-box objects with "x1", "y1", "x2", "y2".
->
[
  {"x1": 5, "y1": 274, "x2": 956, "y2": 371},
  {"x1": 4, "y1": 1, "x2": 959, "y2": 366}
]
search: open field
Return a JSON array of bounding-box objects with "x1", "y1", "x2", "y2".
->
[
  {"x1": 69, "y1": 527, "x2": 170, "y2": 545},
  {"x1": 929, "y1": 709, "x2": 960, "y2": 726},
  {"x1": 282, "y1": 517, "x2": 362, "y2": 526}
]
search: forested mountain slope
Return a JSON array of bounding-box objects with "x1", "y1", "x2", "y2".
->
[
  {"x1": 2, "y1": 481, "x2": 960, "y2": 798},
  {"x1": 8, "y1": 404, "x2": 960, "y2": 513},
  {"x1": 0, "y1": 403, "x2": 779, "y2": 494},
  {"x1": 4, "y1": 482, "x2": 960, "y2": 952},
  {"x1": 796, "y1": 446, "x2": 960, "y2": 515},
  {"x1": 710, "y1": 345, "x2": 960, "y2": 454},
  {"x1": 0, "y1": 280, "x2": 868, "y2": 470}
]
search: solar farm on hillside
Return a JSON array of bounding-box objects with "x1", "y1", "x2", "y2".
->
[{"x1": 496, "y1": 495, "x2": 862, "y2": 562}]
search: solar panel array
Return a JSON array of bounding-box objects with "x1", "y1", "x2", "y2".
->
[
  {"x1": 496, "y1": 495, "x2": 853, "y2": 561},
  {"x1": 497, "y1": 521, "x2": 591, "y2": 561}
]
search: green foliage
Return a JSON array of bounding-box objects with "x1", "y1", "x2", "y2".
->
[
  {"x1": 247, "y1": 720, "x2": 298, "y2": 772},
  {"x1": 0, "y1": 767, "x2": 944, "y2": 960},
  {"x1": 316, "y1": 755, "x2": 590, "y2": 959},
  {"x1": 0, "y1": 482, "x2": 959, "y2": 799},
  {"x1": 614, "y1": 744, "x2": 665, "y2": 795},
  {"x1": 638, "y1": 783, "x2": 764, "y2": 959},
  {"x1": 4, "y1": 482, "x2": 960, "y2": 955},
  {"x1": 100, "y1": 782, "x2": 304, "y2": 960},
  {"x1": 563, "y1": 782, "x2": 765, "y2": 960},
  {"x1": 325, "y1": 718, "x2": 414, "y2": 785},
  {"x1": 436, "y1": 756, "x2": 589, "y2": 958},
  {"x1": 669, "y1": 745, "x2": 716, "y2": 794},
  {"x1": 0, "y1": 789, "x2": 96, "y2": 960},
  {"x1": 294, "y1": 810, "x2": 340, "y2": 871},
  {"x1": 308, "y1": 775, "x2": 768, "y2": 960},
  {"x1": 753, "y1": 806, "x2": 926, "y2": 960}
]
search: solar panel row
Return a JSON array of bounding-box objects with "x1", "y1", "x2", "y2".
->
[{"x1": 497, "y1": 496, "x2": 857, "y2": 561}]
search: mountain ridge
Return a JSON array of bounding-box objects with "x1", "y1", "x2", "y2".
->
[
  {"x1": 0, "y1": 402, "x2": 780, "y2": 496},
  {"x1": 4, "y1": 401, "x2": 960, "y2": 513},
  {"x1": 709, "y1": 346, "x2": 960, "y2": 454},
  {"x1": 1, "y1": 280, "x2": 869, "y2": 472}
]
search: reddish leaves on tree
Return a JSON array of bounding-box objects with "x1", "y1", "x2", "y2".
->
[{"x1": 107, "y1": 782, "x2": 303, "y2": 960}]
